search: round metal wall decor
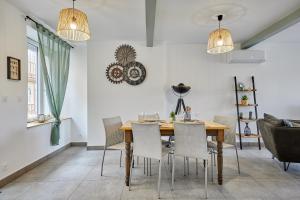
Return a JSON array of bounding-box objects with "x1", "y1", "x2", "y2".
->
[
  {"x1": 115, "y1": 44, "x2": 136, "y2": 65},
  {"x1": 123, "y1": 61, "x2": 146, "y2": 86},
  {"x1": 106, "y1": 62, "x2": 124, "y2": 84}
]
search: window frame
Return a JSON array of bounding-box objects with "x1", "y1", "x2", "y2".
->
[{"x1": 27, "y1": 37, "x2": 47, "y2": 122}]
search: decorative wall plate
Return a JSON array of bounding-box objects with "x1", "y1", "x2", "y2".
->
[
  {"x1": 106, "y1": 63, "x2": 124, "y2": 84},
  {"x1": 123, "y1": 61, "x2": 146, "y2": 86},
  {"x1": 115, "y1": 44, "x2": 136, "y2": 65}
]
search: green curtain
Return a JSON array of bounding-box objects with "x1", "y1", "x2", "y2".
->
[{"x1": 36, "y1": 24, "x2": 72, "y2": 145}]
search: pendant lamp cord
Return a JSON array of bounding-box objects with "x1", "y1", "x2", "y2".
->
[
  {"x1": 217, "y1": 15, "x2": 223, "y2": 38},
  {"x1": 72, "y1": 0, "x2": 75, "y2": 19}
]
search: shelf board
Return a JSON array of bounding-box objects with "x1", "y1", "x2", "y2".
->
[
  {"x1": 236, "y1": 104, "x2": 258, "y2": 107},
  {"x1": 236, "y1": 89, "x2": 257, "y2": 92},
  {"x1": 236, "y1": 133, "x2": 261, "y2": 138},
  {"x1": 240, "y1": 118, "x2": 257, "y2": 122}
]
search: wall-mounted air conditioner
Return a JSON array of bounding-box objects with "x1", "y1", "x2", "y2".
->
[{"x1": 227, "y1": 50, "x2": 265, "y2": 64}]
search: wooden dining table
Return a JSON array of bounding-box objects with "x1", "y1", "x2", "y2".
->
[{"x1": 120, "y1": 120, "x2": 227, "y2": 186}]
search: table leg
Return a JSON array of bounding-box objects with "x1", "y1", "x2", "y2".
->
[
  {"x1": 125, "y1": 141, "x2": 131, "y2": 186},
  {"x1": 217, "y1": 140, "x2": 223, "y2": 185}
]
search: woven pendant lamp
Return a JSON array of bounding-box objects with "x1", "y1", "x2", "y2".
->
[
  {"x1": 57, "y1": 0, "x2": 90, "y2": 41},
  {"x1": 207, "y1": 15, "x2": 233, "y2": 54}
]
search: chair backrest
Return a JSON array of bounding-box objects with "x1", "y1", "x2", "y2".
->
[
  {"x1": 102, "y1": 116, "x2": 123, "y2": 147},
  {"x1": 131, "y1": 122, "x2": 162, "y2": 160},
  {"x1": 138, "y1": 112, "x2": 160, "y2": 121},
  {"x1": 173, "y1": 122, "x2": 208, "y2": 159},
  {"x1": 213, "y1": 115, "x2": 237, "y2": 145}
]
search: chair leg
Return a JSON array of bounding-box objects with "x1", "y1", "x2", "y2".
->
[
  {"x1": 183, "y1": 157, "x2": 186, "y2": 176},
  {"x1": 100, "y1": 146, "x2": 106, "y2": 176},
  {"x1": 235, "y1": 146, "x2": 241, "y2": 174},
  {"x1": 147, "y1": 158, "x2": 149, "y2": 176},
  {"x1": 137, "y1": 156, "x2": 139, "y2": 165},
  {"x1": 187, "y1": 157, "x2": 189, "y2": 176},
  {"x1": 168, "y1": 153, "x2": 170, "y2": 165},
  {"x1": 171, "y1": 154, "x2": 175, "y2": 190},
  {"x1": 158, "y1": 160, "x2": 162, "y2": 199},
  {"x1": 144, "y1": 157, "x2": 146, "y2": 175},
  {"x1": 196, "y1": 158, "x2": 198, "y2": 176},
  {"x1": 120, "y1": 150, "x2": 122, "y2": 167},
  {"x1": 129, "y1": 155, "x2": 134, "y2": 191},
  {"x1": 211, "y1": 152, "x2": 214, "y2": 182},
  {"x1": 150, "y1": 159, "x2": 152, "y2": 176},
  {"x1": 205, "y1": 159, "x2": 208, "y2": 199},
  {"x1": 213, "y1": 152, "x2": 216, "y2": 166}
]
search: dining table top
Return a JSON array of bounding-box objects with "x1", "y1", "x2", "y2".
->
[{"x1": 120, "y1": 120, "x2": 228, "y2": 131}]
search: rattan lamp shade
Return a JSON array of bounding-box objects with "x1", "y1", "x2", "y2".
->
[
  {"x1": 57, "y1": 8, "x2": 90, "y2": 41},
  {"x1": 207, "y1": 28, "x2": 234, "y2": 54}
]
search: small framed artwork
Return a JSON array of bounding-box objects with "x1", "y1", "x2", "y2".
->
[{"x1": 7, "y1": 56, "x2": 21, "y2": 80}]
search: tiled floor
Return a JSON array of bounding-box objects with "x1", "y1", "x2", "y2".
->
[{"x1": 1, "y1": 146, "x2": 300, "y2": 200}]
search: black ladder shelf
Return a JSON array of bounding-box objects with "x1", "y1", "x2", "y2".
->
[{"x1": 234, "y1": 76, "x2": 261, "y2": 150}]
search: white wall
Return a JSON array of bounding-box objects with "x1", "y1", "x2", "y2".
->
[
  {"x1": 87, "y1": 41, "x2": 167, "y2": 146},
  {"x1": 62, "y1": 45, "x2": 88, "y2": 142},
  {"x1": 0, "y1": 0, "x2": 84, "y2": 180},
  {"x1": 87, "y1": 41, "x2": 300, "y2": 146}
]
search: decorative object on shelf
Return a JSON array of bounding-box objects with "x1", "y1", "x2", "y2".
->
[
  {"x1": 106, "y1": 63, "x2": 124, "y2": 84},
  {"x1": 234, "y1": 76, "x2": 261, "y2": 150},
  {"x1": 57, "y1": 0, "x2": 90, "y2": 41},
  {"x1": 7, "y1": 56, "x2": 21, "y2": 80},
  {"x1": 172, "y1": 83, "x2": 191, "y2": 114},
  {"x1": 241, "y1": 95, "x2": 248, "y2": 105},
  {"x1": 249, "y1": 111, "x2": 253, "y2": 120},
  {"x1": 238, "y1": 82, "x2": 245, "y2": 90},
  {"x1": 115, "y1": 44, "x2": 136, "y2": 65},
  {"x1": 244, "y1": 122, "x2": 251, "y2": 136},
  {"x1": 170, "y1": 111, "x2": 176, "y2": 122},
  {"x1": 207, "y1": 14, "x2": 234, "y2": 54},
  {"x1": 239, "y1": 112, "x2": 243, "y2": 119},
  {"x1": 123, "y1": 61, "x2": 146, "y2": 85}
]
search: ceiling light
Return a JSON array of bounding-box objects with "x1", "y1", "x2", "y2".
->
[
  {"x1": 207, "y1": 15, "x2": 234, "y2": 54},
  {"x1": 57, "y1": 0, "x2": 90, "y2": 41}
]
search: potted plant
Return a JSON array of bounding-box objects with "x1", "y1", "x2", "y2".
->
[
  {"x1": 170, "y1": 111, "x2": 176, "y2": 122},
  {"x1": 241, "y1": 95, "x2": 248, "y2": 105}
]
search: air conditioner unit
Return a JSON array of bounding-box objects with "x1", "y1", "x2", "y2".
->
[{"x1": 227, "y1": 50, "x2": 265, "y2": 64}]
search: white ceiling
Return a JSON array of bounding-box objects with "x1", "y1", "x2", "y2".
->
[{"x1": 8, "y1": 0, "x2": 300, "y2": 44}]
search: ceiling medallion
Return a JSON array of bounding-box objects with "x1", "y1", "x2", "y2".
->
[
  {"x1": 192, "y1": 3, "x2": 246, "y2": 26},
  {"x1": 57, "y1": 0, "x2": 91, "y2": 41},
  {"x1": 115, "y1": 44, "x2": 136, "y2": 65},
  {"x1": 124, "y1": 61, "x2": 146, "y2": 86},
  {"x1": 106, "y1": 63, "x2": 124, "y2": 84},
  {"x1": 207, "y1": 14, "x2": 234, "y2": 54}
]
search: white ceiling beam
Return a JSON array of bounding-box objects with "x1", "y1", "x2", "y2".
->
[{"x1": 145, "y1": 0, "x2": 156, "y2": 47}]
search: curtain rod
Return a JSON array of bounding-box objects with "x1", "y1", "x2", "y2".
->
[{"x1": 25, "y1": 16, "x2": 74, "y2": 49}]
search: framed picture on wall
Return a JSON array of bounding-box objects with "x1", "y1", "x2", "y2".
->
[{"x1": 7, "y1": 56, "x2": 21, "y2": 80}]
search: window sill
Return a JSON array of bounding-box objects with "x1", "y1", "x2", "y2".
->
[{"x1": 27, "y1": 117, "x2": 71, "y2": 128}]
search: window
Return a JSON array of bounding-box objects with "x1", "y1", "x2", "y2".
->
[
  {"x1": 27, "y1": 39, "x2": 49, "y2": 122},
  {"x1": 27, "y1": 41, "x2": 39, "y2": 120}
]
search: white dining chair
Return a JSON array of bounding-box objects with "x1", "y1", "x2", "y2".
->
[
  {"x1": 138, "y1": 112, "x2": 160, "y2": 121},
  {"x1": 129, "y1": 122, "x2": 167, "y2": 199},
  {"x1": 137, "y1": 112, "x2": 160, "y2": 176},
  {"x1": 208, "y1": 115, "x2": 240, "y2": 181},
  {"x1": 172, "y1": 121, "x2": 209, "y2": 199},
  {"x1": 101, "y1": 116, "x2": 124, "y2": 176}
]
